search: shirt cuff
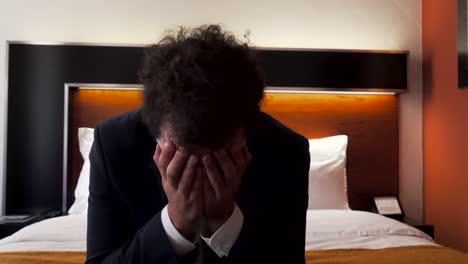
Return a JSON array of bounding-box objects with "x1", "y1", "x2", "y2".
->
[
  {"x1": 161, "y1": 205, "x2": 197, "y2": 256},
  {"x1": 201, "y1": 204, "x2": 244, "y2": 257}
]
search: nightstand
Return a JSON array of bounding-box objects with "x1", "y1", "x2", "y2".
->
[
  {"x1": 403, "y1": 217, "x2": 435, "y2": 239},
  {"x1": 412, "y1": 225, "x2": 435, "y2": 239},
  {"x1": 0, "y1": 214, "x2": 46, "y2": 240}
]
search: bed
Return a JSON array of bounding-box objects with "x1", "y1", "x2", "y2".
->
[
  {"x1": 1, "y1": 210, "x2": 467, "y2": 263},
  {"x1": 0, "y1": 88, "x2": 467, "y2": 263}
]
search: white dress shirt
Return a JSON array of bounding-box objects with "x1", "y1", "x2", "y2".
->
[{"x1": 161, "y1": 204, "x2": 244, "y2": 258}]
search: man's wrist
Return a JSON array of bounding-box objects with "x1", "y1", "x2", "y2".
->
[
  {"x1": 200, "y1": 204, "x2": 244, "y2": 257},
  {"x1": 167, "y1": 203, "x2": 198, "y2": 240},
  {"x1": 161, "y1": 206, "x2": 197, "y2": 256},
  {"x1": 202, "y1": 204, "x2": 235, "y2": 236}
]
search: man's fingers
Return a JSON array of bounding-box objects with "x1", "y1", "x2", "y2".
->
[
  {"x1": 154, "y1": 144, "x2": 170, "y2": 183},
  {"x1": 179, "y1": 155, "x2": 199, "y2": 195},
  {"x1": 214, "y1": 149, "x2": 235, "y2": 183},
  {"x1": 158, "y1": 140, "x2": 177, "y2": 171},
  {"x1": 202, "y1": 169, "x2": 216, "y2": 199},
  {"x1": 230, "y1": 144, "x2": 246, "y2": 171},
  {"x1": 203, "y1": 154, "x2": 224, "y2": 198},
  {"x1": 154, "y1": 144, "x2": 162, "y2": 167},
  {"x1": 189, "y1": 167, "x2": 203, "y2": 201},
  {"x1": 242, "y1": 145, "x2": 252, "y2": 164},
  {"x1": 166, "y1": 150, "x2": 189, "y2": 188}
]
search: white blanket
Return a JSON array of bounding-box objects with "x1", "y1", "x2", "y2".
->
[
  {"x1": 0, "y1": 210, "x2": 437, "y2": 252},
  {"x1": 0, "y1": 214, "x2": 87, "y2": 252},
  {"x1": 305, "y1": 210, "x2": 437, "y2": 250}
]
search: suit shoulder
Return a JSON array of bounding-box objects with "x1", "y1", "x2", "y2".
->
[
  {"x1": 256, "y1": 112, "x2": 308, "y2": 148},
  {"x1": 97, "y1": 109, "x2": 143, "y2": 132},
  {"x1": 95, "y1": 108, "x2": 152, "y2": 150}
]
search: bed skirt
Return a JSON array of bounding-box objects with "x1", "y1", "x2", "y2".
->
[
  {"x1": 0, "y1": 246, "x2": 467, "y2": 263},
  {"x1": 305, "y1": 246, "x2": 468, "y2": 264}
]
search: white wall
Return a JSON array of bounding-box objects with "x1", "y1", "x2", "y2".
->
[{"x1": 0, "y1": 0, "x2": 423, "y2": 222}]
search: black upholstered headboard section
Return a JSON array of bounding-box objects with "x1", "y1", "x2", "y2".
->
[{"x1": 6, "y1": 43, "x2": 402, "y2": 214}]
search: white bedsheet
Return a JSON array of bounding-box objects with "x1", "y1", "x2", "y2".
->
[
  {"x1": 305, "y1": 210, "x2": 437, "y2": 250},
  {"x1": 0, "y1": 214, "x2": 87, "y2": 252},
  {"x1": 0, "y1": 210, "x2": 437, "y2": 252}
]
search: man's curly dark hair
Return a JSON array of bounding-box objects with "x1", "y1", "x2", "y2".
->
[{"x1": 139, "y1": 24, "x2": 265, "y2": 148}]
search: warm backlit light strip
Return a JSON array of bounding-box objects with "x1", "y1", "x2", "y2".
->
[
  {"x1": 73, "y1": 84, "x2": 397, "y2": 95},
  {"x1": 264, "y1": 89, "x2": 397, "y2": 95}
]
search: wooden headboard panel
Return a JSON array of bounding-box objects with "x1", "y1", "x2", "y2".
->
[
  {"x1": 67, "y1": 89, "x2": 142, "y2": 209},
  {"x1": 67, "y1": 89, "x2": 399, "y2": 211},
  {"x1": 262, "y1": 93, "x2": 399, "y2": 210}
]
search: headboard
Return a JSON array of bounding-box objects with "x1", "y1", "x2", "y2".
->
[{"x1": 66, "y1": 88, "x2": 399, "y2": 211}]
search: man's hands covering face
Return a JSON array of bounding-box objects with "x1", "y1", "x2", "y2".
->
[
  {"x1": 153, "y1": 140, "x2": 251, "y2": 239},
  {"x1": 154, "y1": 141, "x2": 203, "y2": 240},
  {"x1": 201, "y1": 145, "x2": 251, "y2": 235}
]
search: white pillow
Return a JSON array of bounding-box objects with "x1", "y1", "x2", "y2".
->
[
  {"x1": 308, "y1": 135, "x2": 350, "y2": 210},
  {"x1": 68, "y1": 127, "x2": 94, "y2": 215}
]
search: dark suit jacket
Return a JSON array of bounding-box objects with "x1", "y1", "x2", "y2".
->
[{"x1": 86, "y1": 109, "x2": 310, "y2": 264}]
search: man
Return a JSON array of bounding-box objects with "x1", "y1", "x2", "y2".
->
[{"x1": 86, "y1": 24, "x2": 310, "y2": 264}]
